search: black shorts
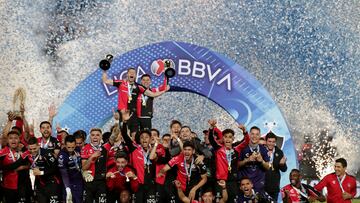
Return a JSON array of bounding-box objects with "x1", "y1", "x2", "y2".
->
[
  {"x1": 138, "y1": 118, "x2": 152, "y2": 131},
  {"x1": 35, "y1": 182, "x2": 61, "y2": 203},
  {"x1": 134, "y1": 183, "x2": 156, "y2": 203},
  {"x1": 128, "y1": 113, "x2": 139, "y2": 133},
  {"x1": 84, "y1": 180, "x2": 106, "y2": 203}
]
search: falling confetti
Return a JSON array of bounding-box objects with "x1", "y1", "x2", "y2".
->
[{"x1": 0, "y1": 0, "x2": 359, "y2": 176}]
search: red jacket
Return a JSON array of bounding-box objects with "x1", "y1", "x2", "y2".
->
[
  {"x1": 0, "y1": 147, "x2": 22, "y2": 189},
  {"x1": 209, "y1": 128, "x2": 250, "y2": 180},
  {"x1": 315, "y1": 173, "x2": 357, "y2": 203},
  {"x1": 106, "y1": 165, "x2": 139, "y2": 192}
]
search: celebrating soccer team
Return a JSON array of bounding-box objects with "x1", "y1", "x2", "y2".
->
[{"x1": 0, "y1": 67, "x2": 357, "y2": 203}]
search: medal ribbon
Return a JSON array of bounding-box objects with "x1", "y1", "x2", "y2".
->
[
  {"x1": 142, "y1": 148, "x2": 151, "y2": 166},
  {"x1": 244, "y1": 189, "x2": 257, "y2": 200},
  {"x1": 225, "y1": 149, "x2": 233, "y2": 170},
  {"x1": 9, "y1": 149, "x2": 20, "y2": 162},
  {"x1": 71, "y1": 151, "x2": 80, "y2": 170},
  {"x1": 291, "y1": 184, "x2": 309, "y2": 199},
  {"x1": 31, "y1": 152, "x2": 40, "y2": 168},
  {"x1": 40, "y1": 138, "x2": 50, "y2": 149},
  {"x1": 184, "y1": 157, "x2": 194, "y2": 181},
  {"x1": 141, "y1": 94, "x2": 148, "y2": 105},
  {"x1": 249, "y1": 145, "x2": 260, "y2": 154},
  {"x1": 127, "y1": 83, "x2": 133, "y2": 98},
  {"x1": 90, "y1": 143, "x2": 101, "y2": 151},
  {"x1": 267, "y1": 148, "x2": 274, "y2": 164},
  {"x1": 337, "y1": 175, "x2": 346, "y2": 193}
]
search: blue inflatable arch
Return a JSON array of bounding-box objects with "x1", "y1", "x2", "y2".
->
[{"x1": 54, "y1": 41, "x2": 297, "y2": 187}]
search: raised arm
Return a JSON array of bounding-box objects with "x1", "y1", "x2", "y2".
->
[
  {"x1": 2, "y1": 112, "x2": 16, "y2": 146},
  {"x1": 144, "y1": 88, "x2": 167, "y2": 98},
  {"x1": 174, "y1": 180, "x2": 191, "y2": 203},
  {"x1": 48, "y1": 104, "x2": 57, "y2": 125},
  {"x1": 157, "y1": 164, "x2": 171, "y2": 178},
  {"x1": 121, "y1": 111, "x2": 136, "y2": 152},
  {"x1": 208, "y1": 119, "x2": 222, "y2": 150},
  {"x1": 149, "y1": 141, "x2": 159, "y2": 161},
  {"x1": 189, "y1": 173, "x2": 207, "y2": 201},
  {"x1": 170, "y1": 133, "x2": 183, "y2": 156},
  {"x1": 102, "y1": 71, "x2": 114, "y2": 85},
  {"x1": 234, "y1": 124, "x2": 250, "y2": 153},
  {"x1": 218, "y1": 180, "x2": 228, "y2": 203}
]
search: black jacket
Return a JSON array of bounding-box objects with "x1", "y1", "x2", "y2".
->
[{"x1": 264, "y1": 146, "x2": 287, "y2": 193}]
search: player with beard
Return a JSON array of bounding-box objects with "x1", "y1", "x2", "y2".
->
[
  {"x1": 207, "y1": 119, "x2": 250, "y2": 203},
  {"x1": 106, "y1": 152, "x2": 139, "y2": 203},
  {"x1": 0, "y1": 130, "x2": 32, "y2": 203},
  {"x1": 102, "y1": 68, "x2": 167, "y2": 137},
  {"x1": 73, "y1": 130, "x2": 86, "y2": 150},
  {"x1": 149, "y1": 128, "x2": 172, "y2": 203},
  {"x1": 237, "y1": 177, "x2": 274, "y2": 203},
  {"x1": 25, "y1": 137, "x2": 62, "y2": 203},
  {"x1": 136, "y1": 74, "x2": 168, "y2": 131},
  {"x1": 81, "y1": 128, "x2": 108, "y2": 203},
  {"x1": 121, "y1": 110, "x2": 156, "y2": 203},
  {"x1": 281, "y1": 169, "x2": 325, "y2": 203},
  {"x1": 314, "y1": 158, "x2": 357, "y2": 203},
  {"x1": 37, "y1": 121, "x2": 61, "y2": 157},
  {"x1": 58, "y1": 135, "x2": 83, "y2": 203},
  {"x1": 264, "y1": 132, "x2": 287, "y2": 201},
  {"x1": 174, "y1": 180, "x2": 228, "y2": 203},
  {"x1": 158, "y1": 141, "x2": 208, "y2": 202},
  {"x1": 179, "y1": 126, "x2": 212, "y2": 160},
  {"x1": 238, "y1": 126, "x2": 270, "y2": 192}
]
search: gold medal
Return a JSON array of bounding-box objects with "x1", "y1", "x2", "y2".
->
[
  {"x1": 128, "y1": 96, "x2": 132, "y2": 103},
  {"x1": 270, "y1": 163, "x2": 274, "y2": 171},
  {"x1": 228, "y1": 166, "x2": 232, "y2": 171},
  {"x1": 142, "y1": 100, "x2": 146, "y2": 106}
]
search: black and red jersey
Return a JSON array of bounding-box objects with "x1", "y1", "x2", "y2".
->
[
  {"x1": 80, "y1": 144, "x2": 108, "y2": 180},
  {"x1": 208, "y1": 128, "x2": 250, "y2": 180},
  {"x1": 136, "y1": 77, "x2": 167, "y2": 118},
  {"x1": 37, "y1": 136, "x2": 61, "y2": 154},
  {"x1": 0, "y1": 147, "x2": 25, "y2": 190},
  {"x1": 167, "y1": 153, "x2": 207, "y2": 192},
  {"x1": 23, "y1": 148, "x2": 61, "y2": 186},
  {"x1": 113, "y1": 80, "x2": 146, "y2": 112},
  {"x1": 281, "y1": 183, "x2": 322, "y2": 203},
  {"x1": 122, "y1": 122, "x2": 155, "y2": 185}
]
